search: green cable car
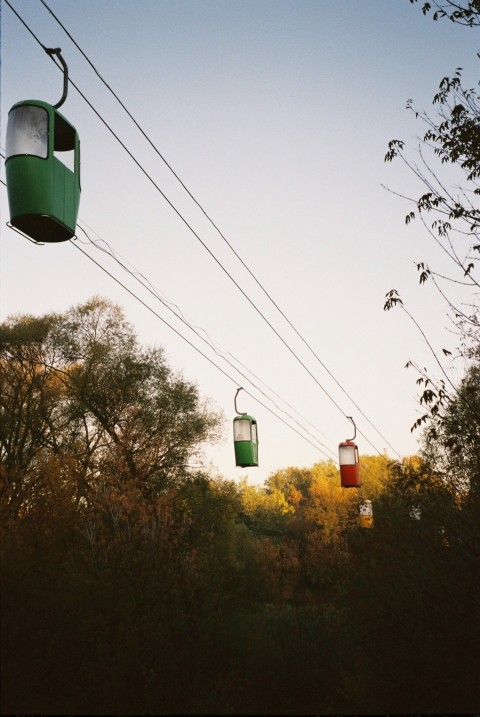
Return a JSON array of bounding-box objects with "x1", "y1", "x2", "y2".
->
[
  {"x1": 6, "y1": 100, "x2": 80, "y2": 243},
  {"x1": 233, "y1": 388, "x2": 258, "y2": 468},
  {"x1": 5, "y1": 50, "x2": 80, "y2": 243}
]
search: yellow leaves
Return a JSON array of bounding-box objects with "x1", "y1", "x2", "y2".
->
[
  {"x1": 403, "y1": 454, "x2": 424, "y2": 471},
  {"x1": 270, "y1": 488, "x2": 296, "y2": 516},
  {"x1": 287, "y1": 486, "x2": 303, "y2": 509},
  {"x1": 240, "y1": 480, "x2": 294, "y2": 518}
]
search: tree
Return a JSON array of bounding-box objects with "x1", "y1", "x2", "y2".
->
[
  {"x1": 381, "y1": 22, "x2": 480, "y2": 704},
  {"x1": 410, "y1": 0, "x2": 480, "y2": 26},
  {"x1": 384, "y1": 19, "x2": 480, "y2": 430},
  {"x1": 421, "y1": 359, "x2": 480, "y2": 501},
  {"x1": 0, "y1": 297, "x2": 228, "y2": 714},
  {"x1": 0, "y1": 296, "x2": 223, "y2": 519}
]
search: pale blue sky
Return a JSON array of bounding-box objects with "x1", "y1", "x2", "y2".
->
[{"x1": 1, "y1": 0, "x2": 478, "y2": 484}]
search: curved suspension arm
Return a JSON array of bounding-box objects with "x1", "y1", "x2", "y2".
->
[
  {"x1": 234, "y1": 387, "x2": 247, "y2": 416},
  {"x1": 45, "y1": 47, "x2": 69, "y2": 109},
  {"x1": 345, "y1": 415, "x2": 356, "y2": 442}
]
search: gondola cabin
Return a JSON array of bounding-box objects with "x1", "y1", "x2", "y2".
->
[
  {"x1": 338, "y1": 440, "x2": 361, "y2": 488},
  {"x1": 359, "y1": 499, "x2": 373, "y2": 528},
  {"x1": 5, "y1": 100, "x2": 80, "y2": 243},
  {"x1": 233, "y1": 414, "x2": 258, "y2": 468}
]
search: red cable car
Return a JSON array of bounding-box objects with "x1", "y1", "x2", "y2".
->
[{"x1": 339, "y1": 417, "x2": 361, "y2": 488}]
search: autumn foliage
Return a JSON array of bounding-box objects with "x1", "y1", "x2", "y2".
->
[{"x1": 1, "y1": 299, "x2": 479, "y2": 714}]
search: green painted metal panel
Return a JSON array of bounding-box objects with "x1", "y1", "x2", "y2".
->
[
  {"x1": 6, "y1": 155, "x2": 54, "y2": 218},
  {"x1": 234, "y1": 440, "x2": 258, "y2": 467}
]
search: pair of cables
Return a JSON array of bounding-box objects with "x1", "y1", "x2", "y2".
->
[{"x1": 4, "y1": 0, "x2": 401, "y2": 462}]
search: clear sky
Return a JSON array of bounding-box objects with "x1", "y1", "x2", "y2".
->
[{"x1": 1, "y1": 0, "x2": 478, "y2": 485}]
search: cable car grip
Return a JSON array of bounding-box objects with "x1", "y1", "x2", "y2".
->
[
  {"x1": 345, "y1": 415, "x2": 356, "y2": 442},
  {"x1": 45, "y1": 47, "x2": 69, "y2": 109},
  {"x1": 234, "y1": 387, "x2": 247, "y2": 416}
]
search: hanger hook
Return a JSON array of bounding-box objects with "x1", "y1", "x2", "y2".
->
[
  {"x1": 345, "y1": 416, "x2": 356, "y2": 442},
  {"x1": 234, "y1": 387, "x2": 247, "y2": 415},
  {"x1": 45, "y1": 47, "x2": 69, "y2": 109}
]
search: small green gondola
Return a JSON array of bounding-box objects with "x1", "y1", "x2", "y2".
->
[
  {"x1": 233, "y1": 414, "x2": 259, "y2": 467},
  {"x1": 233, "y1": 388, "x2": 258, "y2": 468}
]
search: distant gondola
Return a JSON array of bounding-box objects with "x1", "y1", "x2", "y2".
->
[
  {"x1": 233, "y1": 388, "x2": 258, "y2": 468},
  {"x1": 338, "y1": 416, "x2": 361, "y2": 488},
  {"x1": 359, "y1": 499, "x2": 373, "y2": 528}
]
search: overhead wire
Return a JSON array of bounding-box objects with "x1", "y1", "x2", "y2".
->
[
  {"x1": 1, "y1": 147, "x2": 333, "y2": 452},
  {"x1": 0, "y1": 165, "x2": 336, "y2": 457},
  {"x1": 35, "y1": 0, "x2": 401, "y2": 459},
  {"x1": 5, "y1": 0, "x2": 387, "y2": 457},
  {"x1": 69, "y1": 238, "x2": 337, "y2": 462},
  {"x1": 4, "y1": 0, "x2": 395, "y2": 460},
  {"x1": 0, "y1": 175, "x2": 337, "y2": 461},
  {"x1": 78, "y1": 221, "x2": 335, "y2": 443},
  {"x1": 1, "y1": 173, "x2": 335, "y2": 460},
  {"x1": 76, "y1": 223, "x2": 338, "y2": 460}
]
